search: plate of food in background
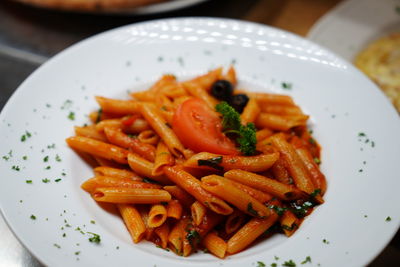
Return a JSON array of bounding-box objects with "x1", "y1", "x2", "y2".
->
[
  {"x1": 0, "y1": 17, "x2": 399, "y2": 267},
  {"x1": 11, "y1": 0, "x2": 209, "y2": 14},
  {"x1": 308, "y1": 0, "x2": 400, "y2": 112}
]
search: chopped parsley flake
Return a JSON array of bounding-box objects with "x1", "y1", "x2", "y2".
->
[
  {"x1": 271, "y1": 264, "x2": 277, "y2": 267},
  {"x1": 256, "y1": 261, "x2": 266, "y2": 267},
  {"x1": 198, "y1": 156, "x2": 223, "y2": 171},
  {"x1": 322, "y1": 239, "x2": 330, "y2": 244},
  {"x1": 96, "y1": 108, "x2": 103, "y2": 123},
  {"x1": 68, "y1": 112, "x2": 75, "y2": 120},
  {"x1": 55, "y1": 178, "x2": 62, "y2": 182},
  {"x1": 56, "y1": 154, "x2": 61, "y2": 162},
  {"x1": 45, "y1": 166, "x2": 51, "y2": 170},
  {"x1": 63, "y1": 233, "x2": 66, "y2": 237},
  {"x1": 47, "y1": 144, "x2": 56, "y2": 149},
  {"x1": 88, "y1": 232, "x2": 101, "y2": 244},
  {"x1": 43, "y1": 156, "x2": 49, "y2": 162},
  {"x1": 281, "y1": 82, "x2": 292, "y2": 90},
  {"x1": 22, "y1": 155, "x2": 28, "y2": 160},
  {"x1": 30, "y1": 215, "x2": 36, "y2": 220},
  {"x1": 20, "y1": 131, "x2": 32, "y2": 142},
  {"x1": 61, "y1": 100, "x2": 73, "y2": 110},
  {"x1": 90, "y1": 220, "x2": 96, "y2": 224},
  {"x1": 268, "y1": 205, "x2": 287, "y2": 216},
  {"x1": 282, "y1": 260, "x2": 296, "y2": 267},
  {"x1": 26, "y1": 180, "x2": 32, "y2": 184},
  {"x1": 54, "y1": 244, "x2": 61, "y2": 249},
  {"x1": 75, "y1": 251, "x2": 81, "y2": 255},
  {"x1": 386, "y1": 216, "x2": 392, "y2": 222},
  {"x1": 313, "y1": 157, "x2": 321, "y2": 165},
  {"x1": 301, "y1": 256, "x2": 311, "y2": 264},
  {"x1": 12, "y1": 165, "x2": 20, "y2": 171},
  {"x1": 42, "y1": 178, "x2": 50, "y2": 183},
  {"x1": 247, "y1": 202, "x2": 260, "y2": 217},
  {"x1": 310, "y1": 189, "x2": 321, "y2": 198}
]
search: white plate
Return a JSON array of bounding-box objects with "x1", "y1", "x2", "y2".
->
[
  {"x1": 0, "y1": 18, "x2": 399, "y2": 267},
  {"x1": 307, "y1": 0, "x2": 400, "y2": 62}
]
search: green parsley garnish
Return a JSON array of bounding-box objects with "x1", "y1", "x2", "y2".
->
[
  {"x1": 256, "y1": 261, "x2": 266, "y2": 267},
  {"x1": 42, "y1": 178, "x2": 50, "y2": 183},
  {"x1": 55, "y1": 178, "x2": 62, "y2": 182},
  {"x1": 55, "y1": 154, "x2": 61, "y2": 162},
  {"x1": 30, "y1": 215, "x2": 36, "y2": 220},
  {"x1": 87, "y1": 232, "x2": 101, "y2": 244},
  {"x1": 54, "y1": 244, "x2": 61, "y2": 249},
  {"x1": 268, "y1": 205, "x2": 287, "y2": 216},
  {"x1": 247, "y1": 202, "x2": 260, "y2": 217},
  {"x1": 301, "y1": 256, "x2": 311, "y2": 264},
  {"x1": 198, "y1": 156, "x2": 223, "y2": 171},
  {"x1": 186, "y1": 229, "x2": 200, "y2": 248},
  {"x1": 313, "y1": 157, "x2": 321, "y2": 165},
  {"x1": 22, "y1": 155, "x2": 28, "y2": 160},
  {"x1": 281, "y1": 82, "x2": 292, "y2": 90},
  {"x1": 282, "y1": 260, "x2": 296, "y2": 267},
  {"x1": 43, "y1": 156, "x2": 49, "y2": 162},
  {"x1": 271, "y1": 264, "x2": 277, "y2": 267},
  {"x1": 310, "y1": 189, "x2": 321, "y2": 198},
  {"x1": 68, "y1": 111, "x2": 75, "y2": 120},
  {"x1": 142, "y1": 177, "x2": 159, "y2": 184},
  {"x1": 322, "y1": 239, "x2": 330, "y2": 244},
  {"x1": 386, "y1": 216, "x2": 392, "y2": 222},
  {"x1": 26, "y1": 180, "x2": 32, "y2": 184},
  {"x1": 96, "y1": 108, "x2": 103, "y2": 123},
  {"x1": 215, "y1": 102, "x2": 257, "y2": 155},
  {"x1": 12, "y1": 165, "x2": 20, "y2": 171}
]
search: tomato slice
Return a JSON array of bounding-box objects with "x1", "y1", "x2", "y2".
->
[{"x1": 172, "y1": 98, "x2": 239, "y2": 155}]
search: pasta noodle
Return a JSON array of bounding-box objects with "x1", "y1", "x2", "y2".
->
[{"x1": 67, "y1": 66, "x2": 327, "y2": 258}]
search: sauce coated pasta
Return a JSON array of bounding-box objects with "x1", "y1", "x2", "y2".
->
[{"x1": 66, "y1": 66, "x2": 326, "y2": 258}]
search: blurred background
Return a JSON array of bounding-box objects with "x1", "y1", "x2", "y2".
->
[{"x1": 0, "y1": 0, "x2": 399, "y2": 266}]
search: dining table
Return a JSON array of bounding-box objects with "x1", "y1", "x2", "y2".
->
[{"x1": 0, "y1": 0, "x2": 399, "y2": 266}]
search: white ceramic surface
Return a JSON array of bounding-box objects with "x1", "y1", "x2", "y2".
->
[
  {"x1": 307, "y1": 0, "x2": 400, "y2": 62},
  {"x1": 0, "y1": 18, "x2": 399, "y2": 267}
]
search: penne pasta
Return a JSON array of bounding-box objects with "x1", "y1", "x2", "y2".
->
[
  {"x1": 81, "y1": 176, "x2": 162, "y2": 193},
  {"x1": 225, "y1": 210, "x2": 246, "y2": 235},
  {"x1": 166, "y1": 199, "x2": 183, "y2": 220},
  {"x1": 224, "y1": 169, "x2": 306, "y2": 201},
  {"x1": 163, "y1": 185, "x2": 195, "y2": 209},
  {"x1": 152, "y1": 141, "x2": 174, "y2": 176},
  {"x1": 164, "y1": 166, "x2": 233, "y2": 215},
  {"x1": 66, "y1": 136, "x2": 129, "y2": 164},
  {"x1": 191, "y1": 201, "x2": 207, "y2": 226},
  {"x1": 227, "y1": 213, "x2": 278, "y2": 254},
  {"x1": 92, "y1": 187, "x2": 171, "y2": 204},
  {"x1": 148, "y1": 204, "x2": 168, "y2": 228},
  {"x1": 184, "y1": 152, "x2": 279, "y2": 172},
  {"x1": 201, "y1": 175, "x2": 272, "y2": 218},
  {"x1": 118, "y1": 204, "x2": 146, "y2": 243},
  {"x1": 140, "y1": 103, "x2": 185, "y2": 158},
  {"x1": 202, "y1": 232, "x2": 227, "y2": 259},
  {"x1": 255, "y1": 113, "x2": 309, "y2": 131},
  {"x1": 93, "y1": 166, "x2": 142, "y2": 181},
  {"x1": 96, "y1": 96, "x2": 140, "y2": 115},
  {"x1": 104, "y1": 127, "x2": 156, "y2": 161}
]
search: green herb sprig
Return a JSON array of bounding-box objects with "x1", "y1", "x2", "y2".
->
[{"x1": 215, "y1": 102, "x2": 257, "y2": 155}]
